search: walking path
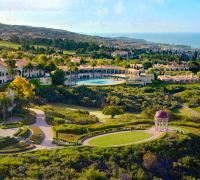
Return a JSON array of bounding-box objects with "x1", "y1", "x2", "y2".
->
[
  {"x1": 0, "y1": 128, "x2": 18, "y2": 137},
  {"x1": 82, "y1": 127, "x2": 166, "y2": 147},
  {"x1": 29, "y1": 108, "x2": 58, "y2": 150}
]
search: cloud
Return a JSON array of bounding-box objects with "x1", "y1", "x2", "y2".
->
[
  {"x1": 153, "y1": 0, "x2": 165, "y2": 5},
  {"x1": 114, "y1": 0, "x2": 124, "y2": 15},
  {"x1": 0, "y1": 0, "x2": 77, "y2": 11},
  {"x1": 95, "y1": 7, "x2": 109, "y2": 16}
]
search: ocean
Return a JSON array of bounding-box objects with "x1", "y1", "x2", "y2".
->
[{"x1": 94, "y1": 33, "x2": 200, "y2": 49}]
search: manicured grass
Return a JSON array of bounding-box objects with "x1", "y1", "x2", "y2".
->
[
  {"x1": 37, "y1": 103, "x2": 144, "y2": 123},
  {"x1": 63, "y1": 50, "x2": 76, "y2": 55},
  {"x1": 0, "y1": 40, "x2": 21, "y2": 49},
  {"x1": 88, "y1": 131, "x2": 152, "y2": 147},
  {"x1": 173, "y1": 106, "x2": 200, "y2": 118},
  {"x1": 193, "y1": 106, "x2": 200, "y2": 113}
]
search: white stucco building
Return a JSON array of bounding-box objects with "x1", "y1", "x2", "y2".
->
[{"x1": 0, "y1": 59, "x2": 45, "y2": 84}]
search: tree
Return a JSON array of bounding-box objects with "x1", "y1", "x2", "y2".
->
[
  {"x1": 0, "y1": 92, "x2": 12, "y2": 122},
  {"x1": 143, "y1": 152, "x2": 158, "y2": 170},
  {"x1": 197, "y1": 71, "x2": 200, "y2": 78},
  {"x1": 102, "y1": 106, "x2": 124, "y2": 118},
  {"x1": 97, "y1": 59, "x2": 105, "y2": 78},
  {"x1": 9, "y1": 77, "x2": 35, "y2": 109},
  {"x1": 89, "y1": 60, "x2": 97, "y2": 78},
  {"x1": 51, "y1": 69, "x2": 65, "y2": 85},
  {"x1": 142, "y1": 61, "x2": 152, "y2": 69},
  {"x1": 188, "y1": 61, "x2": 200, "y2": 74},
  {"x1": 67, "y1": 62, "x2": 76, "y2": 85},
  {"x1": 24, "y1": 61, "x2": 34, "y2": 78},
  {"x1": 5, "y1": 59, "x2": 17, "y2": 80},
  {"x1": 45, "y1": 60, "x2": 57, "y2": 73},
  {"x1": 84, "y1": 167, "x2": 106, "y2": 180}
]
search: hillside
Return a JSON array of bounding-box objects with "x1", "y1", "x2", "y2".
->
[
  {"x1": 0, "y1": 23, "x2": 191, "y2": 50},
  {"x1": 0, "y1": 23, "x2": 156, "y2": 49}
]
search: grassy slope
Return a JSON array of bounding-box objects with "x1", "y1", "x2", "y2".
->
[
  {"x1": 36, "y1": 103, "x2": 144, "y2": 123},
  {"x1": 0, "y1": 40, "x2": 21, "y2": 49},
  {"x1": 88, "y1": 131, "x2": 152, "y2": 147},
  {"x1": 173, "y1": 106, "x2": 200, "y2": 118}
]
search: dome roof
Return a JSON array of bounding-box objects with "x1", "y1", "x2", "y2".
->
[{"x1": 155, "y1": 110, "x2": 169, "y2": 120}]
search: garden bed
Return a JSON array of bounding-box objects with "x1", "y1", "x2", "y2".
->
[{"x1": 29, "y1": 125, "x2": 44, "y2": 144}]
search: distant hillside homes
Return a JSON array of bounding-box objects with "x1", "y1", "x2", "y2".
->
[{"x1": 111, "y1": 50, "x2": 139, "y2": 59}]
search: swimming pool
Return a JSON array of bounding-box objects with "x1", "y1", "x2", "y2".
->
[{"x1": 76, "y1": 79, "x2": 125, "y2": 86}]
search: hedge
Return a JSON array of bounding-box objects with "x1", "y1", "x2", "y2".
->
[{"x1": 29, "y1": 126, "x2": 44, "y2": 144}]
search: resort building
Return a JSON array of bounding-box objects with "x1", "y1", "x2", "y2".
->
[
  {"x1": 0, "y1": 59, "x2": 45, "y2": 84},
  {"x1": 158, "y1": 73, "x2": 199, "y2": 84},
  {"x1": 155, "y1": 110, "x2": 169, "y2": 132},
  {"x1": 60, "y1": 65, "x2": 154, "y2": 86},
  {"x1": 0, "y1": 60, "x2": 9, "y2": 84},
  {"x1": 153, "y1": 62, "x2": 189, "y2": 71}
]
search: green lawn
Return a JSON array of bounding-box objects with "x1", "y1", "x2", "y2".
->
[
  {"x1": 0, "y1": 40, "x2": 21, "y2": 49},
  {"x1": 173, "y1": 106, "x2": 200, "y2": 118},
  {"x1": 63, "y1": 50, "x2": 76, "y2": 55},
  {"x1": 87, "y1": 131, "x2": 152, "y2": 147},
  {"x1": 193, "y1": 106, "x2": 200, "y2": 113},
  {"x1": 36, "y1": 103, "x2": 144, "y2": 123}
]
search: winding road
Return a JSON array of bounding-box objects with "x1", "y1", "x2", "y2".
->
[{"x1": 29, "y1": 108, "x2": 58, "y2": 150}]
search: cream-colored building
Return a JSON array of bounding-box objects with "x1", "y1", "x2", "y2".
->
[
  {"x1": 0, "y1": 59, "x2": 45, "y2": 84},
  {"x1": 153, "y1": 63, "x2": 189, "y2": 71},
  {"x1": 60, "y1": 65, "x2": 154, "y2": 85}
]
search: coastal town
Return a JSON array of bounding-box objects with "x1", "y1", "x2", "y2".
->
[{"x1": 0, "y1": 22, "x2": 200, "y2": 179}]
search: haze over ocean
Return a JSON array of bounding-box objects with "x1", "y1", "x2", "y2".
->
[{"x1": 94, "y1": 33, "x2": 200, "y2": 48}]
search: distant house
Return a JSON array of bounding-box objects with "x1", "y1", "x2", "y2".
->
[
  {"x1": 70, "y1": 57, "x2": 81, "y2": 64},
  {"x1": 112, "y1": 50, "x2": 129, "y2": 59},
  {"x1": 112, "y1": 50, "x2": 138, "y2": 59}
]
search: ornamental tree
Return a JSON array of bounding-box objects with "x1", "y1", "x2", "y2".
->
[
  {"x1": 102, "y1": 106, "x2": 124, "y2": 118},
  {"x1": 0, "y1": 92, "x2": 12, "y2": 122},
  {"x1": 51, "y1": 69, "x2": 65, "y2": 85},
  {"x1": 9, "y1": 77, "x2": 35, "y2": 109}
]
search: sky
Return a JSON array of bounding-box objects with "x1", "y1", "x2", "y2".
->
[{"x1": 0, "y1": 0, "x2": 200, "y2": 33}]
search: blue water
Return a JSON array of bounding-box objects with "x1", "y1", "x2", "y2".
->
[
  {"x1": 77, "y1": 79, "x2": 123, "y2": 86},
  {"x1": 95, "y1": 33, "x2": 200, "y2": 48}
]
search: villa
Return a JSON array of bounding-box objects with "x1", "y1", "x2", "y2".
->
[
  {"x1": 158, "y1": 73, "x2": 199, "y2": 83},
  {"x1": 70, "y1": 57, "x2": 81, "y2": 64},
  {"x1": 0, "y1": 59, "x2": 45, "y2": 84},
  {"x1": 60, "y1": 65, "x2": 154, "y2": 85},
  {"x1": 153, "y1": 62, "x2": 189, "y2": 71},
  {"x1": 112, "y1": 50, "x2": 129, "y2": 59}
]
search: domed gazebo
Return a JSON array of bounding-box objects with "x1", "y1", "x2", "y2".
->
[{"x1": 154, "y1": 110, "x2": 169, "y2": 132}]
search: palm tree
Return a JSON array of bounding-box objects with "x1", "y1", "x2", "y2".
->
[
  {"x1": 90, "y1": 60, "x2": 97, "y2": 78},
  {"x1": 0, "y1": 92, "x2": 12, "y2": 122},
  {"x1": 5, "y1": 59, "x2": 17, "y2": 80},
  {"x1": 24, "y1": 61, "x2": 34, "y2": 78},
  {"x1": 74, "y1": 63, "x2": 80, "y2": 85},
  {"x1": 97, "y1": 59, "x2": 105, "y2": 79},
  {"x1": 67, "y1": 62, "x2": 76, "y2": 85}
]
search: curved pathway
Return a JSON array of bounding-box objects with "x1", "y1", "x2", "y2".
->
[
  {"x1": 29, "y1": 108, "x2": 58, "y2": 150},
  {"x1": 82, "y1": 127, "x2": 165, "y2": 147}
]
